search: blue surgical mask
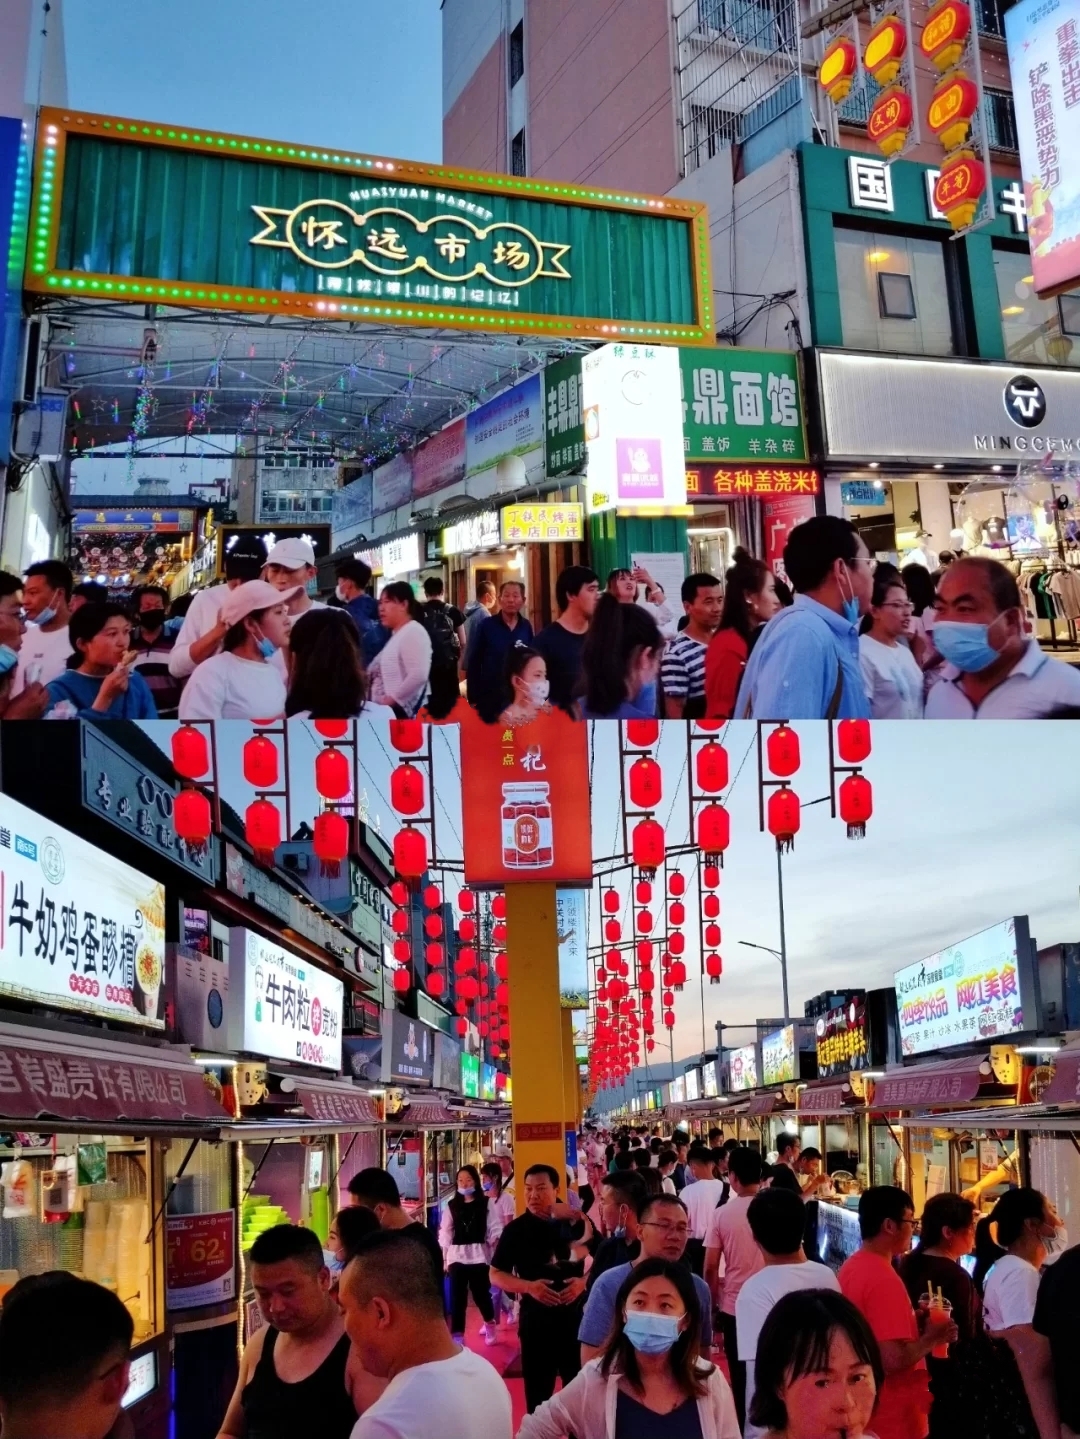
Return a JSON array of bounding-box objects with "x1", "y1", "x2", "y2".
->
[
  {"x1": 458, "y1": 1185, "x2": 475, "y2": 1197},
  {"x1": 932, "y1": 619, "x2": 1002, "y2": 673},
  {"x1": 622, "y1": 1311, "x2": 683, "y2": 1354},
  {"x1": 838, "y1": 568, "x2": 861, "y2": 627},
  {"x1": 256, "y1": 637, "x2": 276, "y2": 659},
  {"x1": 323, "y1": 1249, "x2": 343, "y2": 1276},
  {"x1": 481, "y1": 1180, "x2": 495, "y2": 1193},
  {"x1": 0, "y1": 644, "x2": 18, "y2": 677},
  {"x1": 35, "y1": 604, "x2": 57, "y2": 627}
]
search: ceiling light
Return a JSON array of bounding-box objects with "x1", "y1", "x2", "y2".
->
[
  {"x1": 868, "y1": 462, "x2": 880, "y2": 469},
  {"x1": 1022, "y1": 275, "x2": 1034, "y2": 284},
  {"x1": 1001, "y1": 305, "x2": 1025, "y2": 316},
  {"x1": 193, "y1": 1054, "x2": 236, "y2": 1067},
  {"x1": 867, "y1": 250, "x2": 890, "y2": 262},
  {"x1": 992, "y1": 464, "x2": 1003, "y2": 472},
  {"x1": 933, "y1": 463, "x2": 944, "y2": 470},
  {"x1": 1014, "y1": 1043, "x2": 1063, "y2": 1056},
  {"x1": 860, "y1": 1070, "x2": 886, "y2": 1079}
]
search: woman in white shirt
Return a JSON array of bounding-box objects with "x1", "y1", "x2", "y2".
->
[
  {"x1": 859, "y1": 574, "x2": 925, "y2": 719},
  {"x1": 978, "y1": 1186, "x2": 1063, "y2": 1439},
  {"x1": 178, "y1": 579, "x2": 298, "y2": 721},
  {"x1": 438, "y1": 1165, "x2": 503, "y2": 1346},
  {"x1": 368, "y1": 581, "x2": 432, "y2": 717}
]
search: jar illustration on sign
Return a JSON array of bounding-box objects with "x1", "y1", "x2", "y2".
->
[{"x1": 501, "y1": 783, "x2": 554, "y2": 869}]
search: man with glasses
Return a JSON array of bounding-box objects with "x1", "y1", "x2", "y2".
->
[
  {"x1": 838, "y1": 1186, "x2": 958, "y2": 1439},
  {"x1": 738, "y1": 516, "x2": 874, "y2": 719},
  {"x1": 577, "y1": 1192, "x2": 714, "y2": 1363}
]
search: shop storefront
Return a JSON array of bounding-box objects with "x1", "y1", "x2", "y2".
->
[{"x1": 69, "y1": 505, "x2": 203, "y2": 605}]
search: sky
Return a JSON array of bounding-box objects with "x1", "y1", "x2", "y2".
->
[
  {"x1": 141, "y1": 720, "x2": 1080, "y2": 1068},
  {"x1": 62, "y1": 0, "x2": 444, "y2": 164}
]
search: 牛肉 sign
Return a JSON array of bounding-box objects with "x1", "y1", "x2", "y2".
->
[{"x1": 30, "y1": 110, "x2": 713, "y2": 344}]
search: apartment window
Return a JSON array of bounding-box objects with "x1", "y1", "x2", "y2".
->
[
  {"x1": 511, "y1": 128, "x2": 527, "y2": 175},
  {"x1": 994, "y1": 247, "x2": 1080, "y2": 367},
  {"x1": 689, "y1": 103, "x2": 735, "y2": 165},
  {"x1": 985, "y1": 90, "x2": 1018, "y2": 150},
  {"x1": 509, "y1": 21, "x2": 524, "y2": 86},
  {"x1": 975, "y1": 0, "x2": 1016, "y2": 37},
  {"x1": 835, "y1": 225, "x2": 956, "y2": 355}
]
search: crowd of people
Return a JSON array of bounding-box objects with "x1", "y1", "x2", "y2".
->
[{"x1": 2, "y1": 1123, "x2": 1078, "y2": 1439}]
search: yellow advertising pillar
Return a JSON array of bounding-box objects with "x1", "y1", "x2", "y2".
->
[
  {"x1": 506, "y1": 883, "x2": 566, "y2": 1213},
  {"x1": 561, "y1": 1006, "x2": 581, "y2": 1188}
]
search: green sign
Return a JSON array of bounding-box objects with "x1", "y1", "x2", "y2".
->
[
  {"x1": 680, "y1": 348, "x2": 807, "y2": 463},
  {"x1": 31, "y1": 109, "x2": 714, "y2": 344},
  {"x1": 461, "y1": 1053, "x2": 480, "y2": 1099},
  {"x1": 544, "y1": 355, "x2": 585, "y2": 476}
]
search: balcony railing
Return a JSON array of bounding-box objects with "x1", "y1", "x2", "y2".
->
[{"x1": 696, "y1": 0, "x2": 795, "y2": 52}]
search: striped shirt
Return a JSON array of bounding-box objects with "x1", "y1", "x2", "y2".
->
[{"x1": 661, "y1": 634, "x2": 709, "y2": 703}]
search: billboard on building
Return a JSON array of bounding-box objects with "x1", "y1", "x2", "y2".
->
[{"x1": 582, "y1": 344, "x2": 687, "y2": 514}]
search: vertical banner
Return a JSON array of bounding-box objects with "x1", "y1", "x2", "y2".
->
[
  {"x1": 543, "y1": 354, "x2": 586, "y2": 477},
  {"x1": 762, "y1": 494, "x2": 818, "y2": 582},
  {"x1": 458, "y1": 708, "x2": 592, "y2": 886},
  {"x1": 1006, "y1": 0, "x2": 1080, "y2": 296}
]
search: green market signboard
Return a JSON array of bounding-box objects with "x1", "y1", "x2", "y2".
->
[
  {"x1": 680, "y1": 348, "x2": 807, "y2": 464},
  {"x1": 29, "y1": 109, "x2": 714, "y2": 344}
]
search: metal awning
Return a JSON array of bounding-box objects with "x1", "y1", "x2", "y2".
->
[
  {"x1": 798, "y1": 1080, "x2": 864, "y2": 1117},
  {"x1": 895, "y1": 1104, "x2": 1080, "y2": 1133},
  {"x1": 270, "y1": 1071, "x2": 382, "y2": 1128},
  {"x1": 871, "y1": 1056, "x2": 988, "y2": 1110},
  {"x1": 747, "y1": 1092, "x2": 790, "y2": 1117},
  {"x1": 1043, "y1": 1048, "x2": 1080, "y2": 1107}
]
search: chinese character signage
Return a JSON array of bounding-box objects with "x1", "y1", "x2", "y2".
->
[
  {"x1": 458, "y1": 708, "x2": 592, "y2": 886},
  {"x1": 840, "y1": 481, "x2": 887, "y2": 507},
  {"x1": 411, "y1": 418, "x2": 467, "y2": 500},
  {"x1": 729, "y1": 1044, "x2": 758, "y2": 1092},
  {"x1": 583, "y1": 344, "x2": 687, "y2": 514},
  {"x1": 32, "y1": 110, "x2": 712, "y2": 343},
  {"x1": 461, "y1": 1052, "x2": 480, "y2": 1098},
  {"x1": 557, "y1": 889, "x2": 589, "y2": 1007},
  {"x1": 441, "y1": 510, "x2": 500, "y2": 556},
  {"x1": 82, "y1": 726, "x2": 216, "y2": 883},
  {"x1": 761, "y1": 1024, "x2": 797, "y2": 1086},
  {"x1": 166, "y1": 1212, "x2": 235, "y2": 1310},
  {"x1": 0, "y1": 793, "x2": 166, "y2": 1028},
  {"x1": 816, "y1": 999, "x2": 871, "y2": 1078},
  {"x1": 894, "y1": 917, "x2": 1036, "y2": 1056},
  {"x1": 501, "y1": 502, "x2": 584, "y2": 544},
  {"x1": 466, "y1": 372, "x2": 546, "y2": 495},
  {"x1": 387, "y1": 1009, "x2": 434, "y2": 1085},
  {"x1": 686, "y1": 466, "x2": 820, "y2": 498},
  {"x1": 1006, "y1": 0, "x2": 1080, "y2": 296},
  {"x1": 543, "y1": 355, "x2": 586, "y2": 475},
  {"x1": 680, "y1": 349, "x2": 807, "y2": 463},
  {"x1": 228, "y1": 928, "x2": 344, "y2": 1071},
  {"x1": 481, "y1": 1063, "x2": 497, "y2": 1101},
  {"x1": 72, "y1": 509, "x2": 195, "y2": 534},
  {"x1": 684, "y1": 1068, "x2": 701, "y2": 1101}
]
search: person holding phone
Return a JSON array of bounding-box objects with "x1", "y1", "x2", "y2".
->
[{"x1": 44, "y1": 603, "x2": 157, "y2": 719}]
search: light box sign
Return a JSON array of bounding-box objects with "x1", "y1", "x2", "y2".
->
[
  {"x1": 480, "y1": 1063, "x2": 497, "y2": 1101},
  {"x1": 1006, "y1": 0, "x2": 1080, "y2": 298},
  {"x1": 702, "y1": 1060, "x2": 719, "y2": 1098},
  {"x1": 228, "y1": 928, "x2": 344, "y2": 1071},
  {"x1": 684, "y1": 1068, "x2": 701, "y2": 1102},
  {"x1": 501, "y1": 502, "x2": 584, "y2": 544},
  {"x1": 32, "y1": 109, "x2": 712, "y2": 343},
  {"x1": 669, "y1": 1074, "x2": 686, "y2": 1103},
  {"x1": 461, "y1": 1052, "x2": 480, "y2": 1098},
  {"x1": 816, "y1": 999, "x2": 870, "y2": 1078},
  {"x1": 894, "y1": 917, "x2": 1037, "y2": 1057},
  {"x1": 544, "y1": 354, "x2": 586, "y2": 476},
  {"x1": 582, "y1": 344, "x2": 687, "y2": 514},
  {"x1": 466, "y1": 373, "x2": 545, "y2": 495},
  {"x1": 680, "y1": 348, "x2": 807, "y2": 463},
  {"x1": 729, "y1": 1044, "x2": 758, "y2": 1092},
  {"x1": 761, "y1": 1024, "x2": 797, "y2": 1086},
  {"x1": 557, "y1": 889, "x2": 589, "y2": 1008},
  {"x1": 388, "y1": 1010, "x2": 434, "y2": 1085},
  {"x1": 0, "y1": 793, "x2": 166, "y2": 1028}
]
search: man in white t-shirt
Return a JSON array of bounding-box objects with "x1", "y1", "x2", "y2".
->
[
  {"x1": 736, "y1": 1187, "x2": 841, "y2": 1439},
  {"x1": 11, "y1": 560, "x2": 73, "y2": 696},
  {"x1": 339, "y1": 1231, "x2": 512, "y2": 1439},
  {"x1": 704, "y1": 1146, "x2": 765, "y2": 1431},
  {"x1": 263, "y1": 536, "x2": 328, "y2": 682},
  {"x1": 169, "y1": 534, "x2": 267, "y2": 680},
  {"x1": 679, "y1": 1143, "x2": 726, "y2": 1275}
]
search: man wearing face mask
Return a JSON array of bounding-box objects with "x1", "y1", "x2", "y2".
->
[
  {"x1": 129, "y1": 585, "x2": 183, "y2": 718},
  {"x1": 926, "y1": 557, "x2": 1080, "y2": 717},
  {"x1": 334, "y1": 558, "x2": 387, "y2": 665},
  {"x1": 586, "y1": 1172, "x2": 647, "y2": 1294},
  {"x1": 10, "y1": 560, "x2": 73, "y2": 697},
  {"x1": 738, "y1": 517, "x2": 874, "y2": 720}
]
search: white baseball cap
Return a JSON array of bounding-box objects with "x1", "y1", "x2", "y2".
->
[
  {"x1": 264, "y1": 537, "x2": 316, "y2": 570},
  {"x1": 220, "y1": 579, "x2": 302, "y2": 628}
]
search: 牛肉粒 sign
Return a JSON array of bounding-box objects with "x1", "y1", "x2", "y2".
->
[{"x1": 228, "y1": 927, "x2": 343, "y2": 1071}]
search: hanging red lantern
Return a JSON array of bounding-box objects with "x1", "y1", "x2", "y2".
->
[
  {"x1": 704, "y1": 923, "x2": 722, "y2": 949},
  {"x1": 668, "y1": 931, "x2": 686, "y2": 956},
  {"x1": 392, "y1": 967, "x2": 411, "y2": 994},
  {"x1": 767, "y1": 788, "x2": 801, "y2": 849},
  {"x1": 839, "y1": 773, "x2": 874, "y2": 839},
  {"x1": 313, "y1": 810, "x2": 349, "y2": 875},
  {"x1": 703, "y1": 893, "x2": 720, "y2": 920},
  {"x1": 424, "y1": 913, "x2": 443, "y2": 939},
  {"x1": 636, "y1": 909, "x2": 653, "y2": 934},
  {"x1": 457, "y1": 947, "x2": 478, "y2": 972},
  {"x1": 458, "y1": 888, "x2": 475, "y2": 912},
  {"x1": 389, "y1": 718, "x2": 423, "y2": 752},
  {"x1": 669, "y1": 959, "x2": 687, "y2": 989},
  {"x1": 457, "y1": 974, "x2": 479, "y2": 1002},
  {"x1": 491, "y1": 895, "x2": 507, "y2": 919},
  {"x1": 393, "y1": 826, "x2": 427, "y2": 877},
  {"x1": 766, "y1": 724, "x2": 800, "y2": 778},
  {"x1": 313, "y1": 719, "x2": 349, "y2": 739},
  {"x1": 458, "y1": 917, "x2": 477, "y2": 942},
  {"x1": 494, "y1": 951, "x2": 508, "y2": 979},
  {"x1": 668, "y1": 872, "x2": 686, "y2": 898},
  {"x1": 390, "y1": 880, "x2": 408, "y2": 906},
  {"x1": 391, "y1": 909, "x2": 409, "y2": 935},
  {"x1": 705, "y1": 953, "x2": 723, "y2": 983},
  {"x1": 479, "y1": 982, "x2": 490, "y2": 999},
  {"x1": 663, "y1": 1009, "x2": 676, "y2": 1029},
  {"x1": 426, "y1": 970, "x2": 446, "y2": 998},
  {"x1": 703, "y1": 864, "x2": 720, "y2": 889},
  {"x1": 422, "y1": 884, "x2": 441, "y2": 909},
  {"x1": 495, "y1": 981, "x2": 509, "y2": 1008},
  {"x1": 646, "y1": 1038, "x2": 656, "y2": 1053},
  {"x1": 635, "y1": 880, "x2": 653, "y2": 905},
  {"x1": 243, "y1": 734, "x2": 279, "y2": 789},
  {"x1": 603, "y1": 889, "x2": 620, "y2": 913},
  {"x1": 697, "y1": 803, "x2": 730, "y2": 855},
  {"x1": 455, "y1": 999, "x2": 468, "y2": 1015},
  {"x1": 425, "y1": 942, "x2": 445, "y2": 968},
  {"x1": 477, "y1": 1020, "x2": 489, "y2": 1038},
  {"x1": 608, "y1": 977, "x2": 628, "y2": 1001},
  {"x1": 499, "y1": 1023, "x2": 511, "y2": 1042},
  {"x1": 492, "y1": 922, "x2": 507, "y2": 945},
  {"x1": 173, "y1": 788, "x2": 211, "y2": 847},
  {"x1": 245, "y1": 798, "x2": 281, "y2": 864},
  {"x1": 455, "y1": 1017, "x2": 468, "y2": 1037},
  {"x1": 628, "y1": 756, "x2": 662, "y2": 810},
  {"x1": 639, "y1": 968, "x2": 656, "y2": 992},
  {"x1": 625, "y1": 718, "x2": 659, "y2": 748},
  {"x1": 836, "y1": 719, "x2": 872, "y2": 765},
  {"x1": 632, "y1": 819, "x2": 665, "y2": 872},
  {"x1": 663, "y1": 989, "x2": 675, "y2": 1006},
  {"x1": 171, "y1": 725, "x2": 209, "y2": 780},
  {"x1": 605, "y1": 918, "x2": 622, "y2": 943},
  {"x1": 668, "y1": 901, "x2": 685, "y2": 927},
  {"x1": 637, "y1": 940, "x2": 654, "y2": 964},
  {"x1": 389, "y1": 763, "x2": 425, "y2": 815},
  {"x1": 695, "y1": 743, "x2": 729, "y2": 794}
]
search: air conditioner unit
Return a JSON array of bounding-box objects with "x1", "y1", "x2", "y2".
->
[
  {"x1": 15, "y1": 388, "x2": 68, "y2": 462},
  {"x1": 172, "y1": 944, "x2": 230, "y2": 1050}
]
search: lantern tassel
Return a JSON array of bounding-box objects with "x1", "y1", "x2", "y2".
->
[
  {"x1": 319, "y1": 858, "x2": 343, "y2": 878},
  {"x1": 776, "y1": 836, "x2": 796, "y2": 854},
  {"x1": 846, "y1": 822, "x2": 867, "y2": 841},
  {"x1": 252, "y1": 847, "x2": 276, "y2": 867}
]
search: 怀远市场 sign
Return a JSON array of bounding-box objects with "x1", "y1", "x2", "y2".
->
[{"x1": 29, "y1": 109, "x2": 713, "y2": 344}]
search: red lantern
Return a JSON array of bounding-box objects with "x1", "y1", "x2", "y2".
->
[
  {"x1": 494, "y1": 951, "x2": 508, "y2": 979},
  {"x1": 636, "y1": 909, "x2": 653, "y2": 934},
  {"x1": 478, "y1": 1020, "x2": 489, "y2": 1038},
  {"x1": 424, "y1": 913, "x2": 443, "y2": 939},
  {"x1": 703, "y1": 865, "x2": 720, "y2": 889},
  {"x1": 663, "y1": 989, "x2": 674, "y2": 1006},
  {"x1": 839, "y1": 773, "x2": 874, "y2": 839},
  {"x1": 669, "y1": 959, "x2": 687, "y2": 989},
  {"x1": 868, "y1": 86, "x2": 914, "y2": 159},
  {"x1": 697, "y1": 803, "x2": 730, "y2": 855},
  {"x1": 625, "y1": 718, "x2": 659, "y2": 748},
  {"x1": 668, "y1": 901, "x2": 686, "y2": 927},
  {"x1": 426, "y1": 942, "x2": 445, "y2": 968},
  {"x1": 646, "y1": 1038, "x2": 656, "y2": 1053},
  {"x1": 455, "y1": 1017, "x2": 468, "y2": 1036},
  {"x1": 836, "y1": 719, "x2": 872, "y2": 765},
  {"x1": 635, "y1": 880, "x2": 652, "y2": 904},
  {"x1": 766, "y1": 724, "x2": 800, "y2": 778},
  {"x1": 391, "y1": 909, "x2": 409, "y2": 935},
  {"x1": 390, "y1": 880, "x2": 408, "y2": 906},
  {"x1": 668, "y1": 930, "x2": 686, "y2": 956},
  {"x1": 703, "y1": 893, "x2": 720, "y2": 920},
  {"x1": 173, "y1": 788, "x2": 211, "y2": 847},
  {"x1": 628, "y1": 756, "x2": 662, "y2": 810},
  {"x1": 457, "y1": 947, "x2": 477, "y2": 972},
  {"x1": 458, "y1": 917, "x2": 477, "y2": 941},
  {"x1": 632, "y1": 819, "x2": 665, "y2": 872},
  {"x1": 394, "y1": 826, "x2": 427, "y2": 877},
  {"x1": 171, "y1": 725, "x2": 209, "y2": 780},
  {"x1": 390, "y1": 763, "x2": 425, "y2": 815},
  {"x1": 245, "y1": 798, "x2": 281, "y2": 864},
  {"x1": 492, "y1": 923, "x2": 507, "y2": 945},
  {"x1": 695, "y1": 743, "x2": 729, "y2": 794},
  {"x1": 603, "y1": 889, "x2": 620, "y2": 914},
  {"x1": 491, "y1": 895, "x2": 507, "y2": 919},
  {"x1": 423, "y1": 884, "x2": 441, "y2": 909},
  {"x1": 705, "y1": 953, "x2": 723, "y2": 983},
  {"x1": 663, "y1": 1009, "x2": 676, "y2": 1029},
  {"x1": 426, "y1": 970, "x2": 446, "y2": 998},
  {"x1": 243, "y1": 734, "x2": 279, "y2": 789},
  {"x1": 458, "y1": 974, "x2": 479, "y2": 1002},
  {"x1": 668, "y1": 872, "x2": 686, "y2": 898},
  {"x1": 864, "y1": 13, "x2": 908, "y2": 85},
  {"x1": 392, "y1": 967, "x2": 411, "y2": 994},
  {"x1": 313, "y1": 810, "x2": 349, "y2": 875},
  {"x1": 639, "y1": 968, "x2": 655, "y2": 992},
  {"x1": 389, "y1": 718, "x2": 424, "y2": 752},
  {"x1": 637, "y1": 940, "x2": 654, "y2": 964},
  {"x1": 495, "y1": 982, "x2": 509, "y2": 1008},
  {"x1": 933, "y1": 151, "x2": 987, "y2": 231},
  {"x1": 696, "y1": 720, "x2": 723, "y2": 732},
  {"x1": 313, "y1": 719, "x2": 349, "y2": 739},
  {"x1": 920, "y1": 0, "x2": 971, "y2": 71},
  {"x1": 605, "y1": 918, "x2": 622, "y2": 943},
  {"x1": 767, "y1": 788, "x2": 801, "y2": 849},
  {"x1": 458, "y1": 888, "x2": 475, "y2": 912},
  {"x1": 704, "y1": 923, "x2": 722, "y2": 949}
]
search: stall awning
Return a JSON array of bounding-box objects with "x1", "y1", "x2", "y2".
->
[
  {"x1": 872, "y1": 1056, "x2": 987, "y2": 1109},
  {"x1": 798, "y1": 1081, "x2": 862, "y2": 1117},
  {"x1": 894, "y1": 1104, "x2": 1080, "y2": 1132},
  {"x1": 271, "y1": 1072, "x2": 382, "y2": 1128},
  {"x1": 747, "y1": 1092, "x2": 789, "y2": 1116},
  {"x1": 0, "y1": 1022, "x2": 228, "y2": 1130},
  {"x1": 1044, "y1": 1049, "x2": 1080, "y2": 1107}
]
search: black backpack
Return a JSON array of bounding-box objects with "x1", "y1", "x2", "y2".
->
[{"x1": 422, "y1": 603, "x2": 460, "y2": 671}]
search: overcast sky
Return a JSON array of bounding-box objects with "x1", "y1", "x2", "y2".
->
[{"x1": 142, "y1": 719, "x2": 1080, "y2": 1065}]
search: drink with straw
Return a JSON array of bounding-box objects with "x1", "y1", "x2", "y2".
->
[{"x1": 920, "y1": 1284, "x2": 953, "y2": 1358}]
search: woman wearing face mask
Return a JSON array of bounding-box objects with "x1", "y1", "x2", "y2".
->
[
  {"x1": 974, "y1": 1187, "x2": 1063, "y2": 1439},
  {"x1": 518, "y1": 1257, "x2": 740, "y2": 1438},
  {"x1": 481, "y1": 1162, "x2": 516, "y2": 1329},
  {"x1": 748, "y1": 1288, "x2": 883, "y2": 1439},
  {"x1": 858, "y1": 574, "x2": 925, "y2": 719},
  {"x1": 578, "y1": 594, "x2": 665, "y2": 721},
  {"x1": 45, "y1": 603, "x2": 158, "y2": 719},
  {"x1": 438, "y1": 1164, "x2": 503, "y2": 1346},
  {"x1": 0, "y1": 609, "x2": 47, "y2": 719},
  {"x1": 326, "y1": 1205, "x2": 381, "y2": 1279},
  {"x1": 178, "y1": 580, "x2": 299, "y2": 721},
  {"x1": 498, "y1": 646, "x2": 551, "y2": 727},
  {"x1": 705, "y1": 549, "x2": 781, "y2": 720}
]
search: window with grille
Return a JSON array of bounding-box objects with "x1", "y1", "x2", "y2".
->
[
  {"x1": 985, "y1": 90, "x2": 1018, "y2": 150},
  {"x1": 511, "y1": 129, "x2": 527, "y2": 175},
  {"x1": 509, "y1": 21, "x2": 524, "y2": 86}
]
